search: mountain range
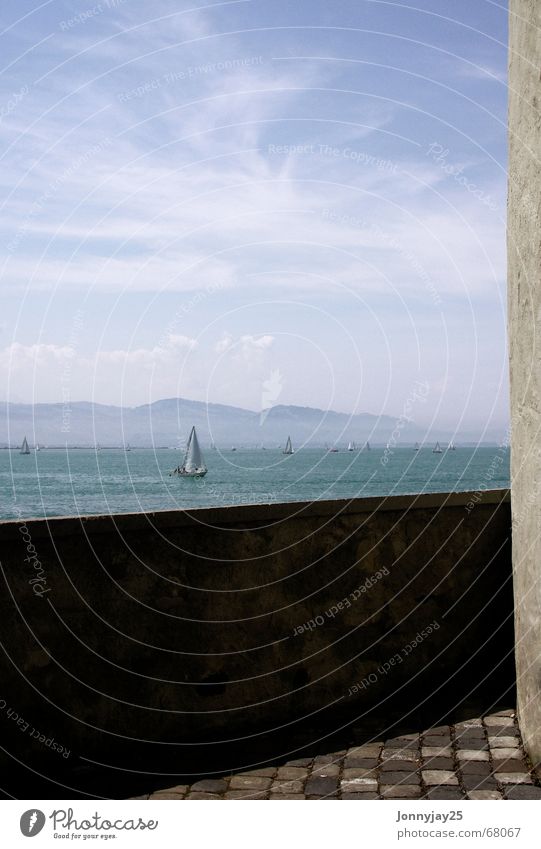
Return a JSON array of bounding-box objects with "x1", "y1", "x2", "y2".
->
[{"x1": 0, "y1": 398, "x2": 503, "y2": 448}]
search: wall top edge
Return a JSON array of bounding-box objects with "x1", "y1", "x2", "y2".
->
[{"x1": 0, "y1": 489, "x2": 510, "y2": 540}]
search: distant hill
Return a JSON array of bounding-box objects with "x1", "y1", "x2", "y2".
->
[{"x1": 0, "y1": 398, "x2": 498, "y2": 447}]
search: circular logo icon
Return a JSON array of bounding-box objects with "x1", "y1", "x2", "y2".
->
[{"x1": 20, "y1": 810, "x2": 46, "y2": 837}]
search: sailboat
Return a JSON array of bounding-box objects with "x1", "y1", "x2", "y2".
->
[
  {"x1": 347, "y1": 441, "x2": 355, "y2": 452},
  {"x1": 433, "y1": 441, "x2": 443, "y2": 454},
  {"x1": 35, "y1": 443, "x2": 40, "y2": 452},
  {"x1": 413, "y1": 442, "x2": 420, "y2": 451},
  {"x1": 448, "y1": 442, "x2": 456, "y2": 451},
  {"x1": 171, "y1": 426, "x2": 207, "y2": 477},
  {"x1": 283, "y1": 436, "x2": 294, "y2": 455},
  {"x1": 365, "y1": 441, "x2": 371, "y2": 451},
  {"x1": 125, "y1": 443, "x2": 131, "y2": 452},
  {"x1": 20, "y1": 436, "x2": 31, "y2": 455}
]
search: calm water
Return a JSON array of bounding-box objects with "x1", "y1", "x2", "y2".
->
[{"x1": 0, "y1": 446, "x2": 509, "y2": 521}]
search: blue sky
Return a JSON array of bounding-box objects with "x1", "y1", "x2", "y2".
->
[{"x1": 0, "y1": 0, "x2": 508, "y2": 436}]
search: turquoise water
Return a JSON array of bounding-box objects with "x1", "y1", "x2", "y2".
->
[{"x1": 0, "y1": 446, "x2": 509, "y2": 521}]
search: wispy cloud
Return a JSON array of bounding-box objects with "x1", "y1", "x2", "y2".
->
[{"x1": 0, "y1": 0, "x2": 508, "y2": 427}]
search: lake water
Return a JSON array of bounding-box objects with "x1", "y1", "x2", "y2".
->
[{"x1": 0, "y1": 446, "x2": 509, "y2": 521}]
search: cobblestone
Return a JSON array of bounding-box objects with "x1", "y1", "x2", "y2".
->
[
  {"x1": 275, "y1": 767, "x2": 307, "y2": 780},
  {"x1": 344, "y1": 757, "x2": 378, "y2": 769},
  {"x1": 150, "y1": 784, "x2": 188, "y2": 797},
  {"x1": 311, "y1": 764, "x2": 340, "y2": 777},
  {"x1": 269, "y1": 793, "x2": 305, "y2": 800},
  {"x1": 490, "y1": 758, "x2": 527, "y2": 772},
  {"x1": 132, "y1": 707, "x2": 540, "y2": 801},
  {"x1": 422, "y1": 770, "x2": 458, "y2": 786},
  {"x1": 305, "y1": 777, "x2": 339, "y2": 796},
  {"x1": 149, "y1": 791, "x2": 186, "y2": 799},
  {"x1": 468, "y1": 790, "x2": 503, "y2": 800},
  {"x1": 381, "y1": 785, "x2": 422, "y2": 798},
  {"x1": 342, "y1": 792, "x2": 379, "y2": 799},
  {"x1": 425, "y1": 788, "x2": 464, "y2": 800},
  {"x1": 491, "y1": 748, "x2": 522, "y2": 759},
  {"x1": 505, "y1": 786, "x2": 541, "y2": 799},
  {"x1": 380, "y1": 760, "x2": 418, "y2": 772},
  {"x1": 422, "y1": 746, "x2": 452, "y2": 757},
  {"x1": 271, "y1": 780, "x2": 304, "y2": 794},
  {"x1": 186, "y1": 792, "x2": 221, "y2": 799},
  {"x1": 341, "y1": 777, "x2": 378, "y2": 791},
  {"x1": 225, "y1": 790, "x2": 263, "y2": 799},
  {"x1": 494, "y1": 772, "x2": 532, "y2": 784},
  {"x1": 456, "y1": 750, "x2": 490, "y2": 761},
  {"x1": 384, "y1": 749, "x2": 418, "y2": 761},
  {"x1": 190, "y1": 779, "x2": 228, "y2": 794},
  {"x1": 459, "y1": 761, "x2": 491, "y2": 774},
  {"x1": 342, "y1": 768, "x2": 377, "y2": 779},
  {"x1": 488, "y1": 736, "x2": 519, "y2": 747},
  {"x1": 229, "y1": 776, "x2": 272, "y2": 790}
]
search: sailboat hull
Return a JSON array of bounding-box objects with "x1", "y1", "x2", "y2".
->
[{"x1": 171, "y1": 468, "x2": 207, "y2": 477}]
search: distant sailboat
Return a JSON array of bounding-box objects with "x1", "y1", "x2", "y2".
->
[
  {"x1": 35, "y1": 443, "x2": 40, "y2": 452},
  {"x1": 125, "y1": 443, "x2": 131, "y2": 452},
  {"x1": 231, "y1": 446, "x2": 237, "y2": 452},
  {"x1": 347, "y1": 441, "x2": 355, "y2": 452},
  {"x1": 283, "y1": 436, "x2": 294, "y2": 455},
  {"x1": 20, "y1": 436, "x2": 30, "y2": 455},
  {"x1": 171, "y1": 426, "x2": 207, "y2": 477},
  {"x1": 433, "y1": 441, "x2": 443, "y2": 454},
  {"x1": 413, "y1": 442, "x2": 420, "y2": 451},
  {"x1": 448, "y1": 442, "x2": 456, "y2": 451},
  {"x1": 366, "y1": 442, "x2": 371, "y2": 451}
]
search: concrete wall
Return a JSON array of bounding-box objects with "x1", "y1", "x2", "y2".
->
[
  {"x1": 508, "y1": 0, "x2": 541, "y2": 768},
  {"x1": 0, "y1": 491, "x2": 513, "y2": 778}
]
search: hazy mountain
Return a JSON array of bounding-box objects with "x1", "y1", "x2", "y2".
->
[{"x1": 0, "y1": 398, "x2": 498, "y2": 447}]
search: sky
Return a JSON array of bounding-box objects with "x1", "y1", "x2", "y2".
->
[{"x1": 0, "y1": 0, "x2": 509, "y2": 437}]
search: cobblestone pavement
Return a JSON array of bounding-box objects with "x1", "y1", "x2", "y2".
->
[{"x1": 134, "y1": 709, "x2": 541, "y2": 800}]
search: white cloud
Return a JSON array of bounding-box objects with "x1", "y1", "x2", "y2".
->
[
  {"x1": 0, "y1": 334, "x2": 198, "y2": 403},
  {"x1": 215, "y1": 333, "x2": 274, "y2": 361},
  {"x1": 92, "y1": 333, "x2": 197, "y2": 366}
]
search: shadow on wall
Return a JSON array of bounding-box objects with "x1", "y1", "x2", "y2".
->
[{"x1": 0, "y1": 491, "x2": 514, "y2": 798}]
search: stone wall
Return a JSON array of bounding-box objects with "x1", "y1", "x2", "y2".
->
[
  {"x1": 508, "y1": 0, "x2": 541, "y2": 768},
  {"x1": 0, "y1": 491, "x2": 513, "y2": 778}
]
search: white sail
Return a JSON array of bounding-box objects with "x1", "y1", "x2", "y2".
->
[
  {"x1": 171, "y1": 426, "x2": 208, "y2": 477},
  {"x1": 348, "y1": 441, "x2": 354, "y2": 451},
  {"x1": 433, "y1": 441, "x2": 443, "y2": 453},
  {"x1": 414, "y1": 442, "x2": 419, "y2": 450},
  {"x1": 283, "y1": 436, "x2": 293, "y2": 455},
  {"x1": 20, "y1": 436, "x2": 30, "y2": 455}
]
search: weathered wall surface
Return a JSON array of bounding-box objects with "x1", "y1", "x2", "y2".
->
[
  {"x1": 508, "y1": 0, "x2": 541, "y2": 768},
  {"x1": 0, "y1": 491, "x2": 512, "y2": 776}
]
